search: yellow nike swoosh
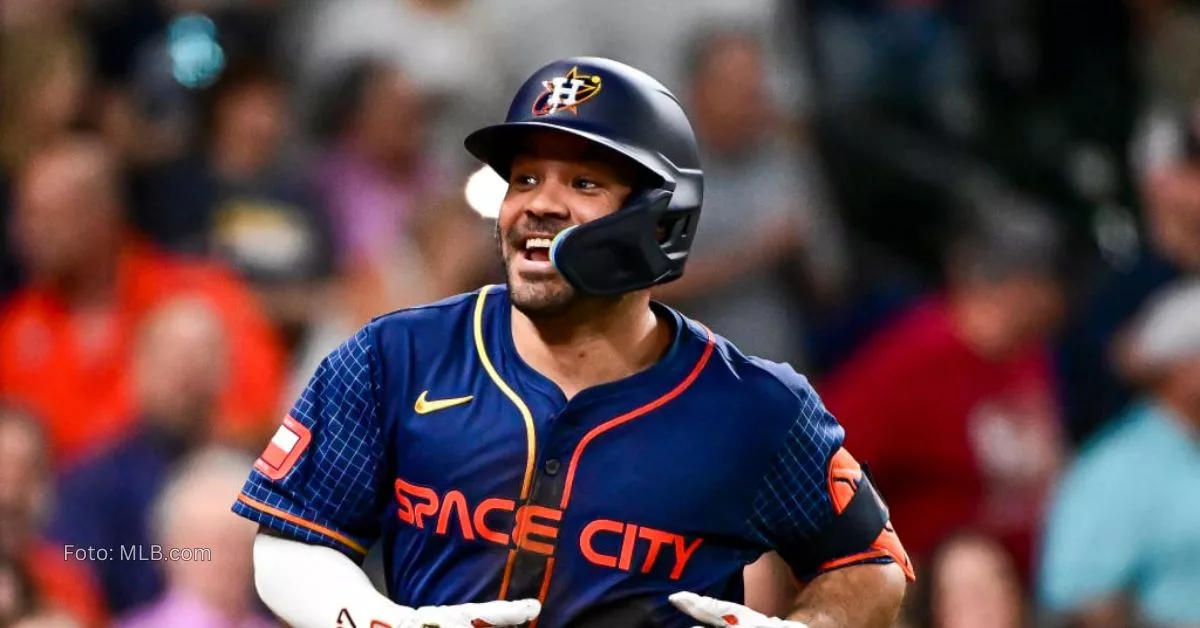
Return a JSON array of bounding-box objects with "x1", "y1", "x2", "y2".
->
[{"x1": 414, "y1": 390, "x2": 474, "y2": 414}]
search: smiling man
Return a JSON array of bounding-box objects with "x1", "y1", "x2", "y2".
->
[{"x1": 234, "y1": 57, "x2": 912, "y2": 628}]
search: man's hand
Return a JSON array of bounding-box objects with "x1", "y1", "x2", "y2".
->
[
  {"x1": 393, "y1": 599, "x2": 541, "y2": 628},
  {"x1": 669, "y1": 592, "x2": 809, "y2": 628}
]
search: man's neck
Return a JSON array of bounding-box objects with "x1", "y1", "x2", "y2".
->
[
  {"x1": 950, "y1": 292, "x2": 1013, "y2": 361},
  {"x1": 1157, "y1": 389, "x2": 1200, "y2": 441},
  {"x1": 45, "y1": 254, "x2": 120, "y2": 311},
  {"x1": 510, "y1": 295, "x2": 673, "y2": 400}
]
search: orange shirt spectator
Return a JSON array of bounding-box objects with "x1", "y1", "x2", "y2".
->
[
  {"x1": 0, "y1": 240, "x2": 285, "y2": 467},
  {"x1": 0, "y1": 136, "x2": 284, "y2": 468}
]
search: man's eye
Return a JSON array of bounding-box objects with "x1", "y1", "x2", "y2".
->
[
  {"x1": 574, "y1": 178, "x2": 599, "y2": 190},
  {"x1": 512, "y1": 174, "x2": 537, "y2": 186}
]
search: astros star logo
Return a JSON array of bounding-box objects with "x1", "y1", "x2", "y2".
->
[{"x1": 532, "y1": 66, "x2": 602, "y2": 116}]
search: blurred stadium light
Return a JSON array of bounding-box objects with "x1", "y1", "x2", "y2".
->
[{"x1": 465, "y1": 166, "x2": 507, "y2": 220}]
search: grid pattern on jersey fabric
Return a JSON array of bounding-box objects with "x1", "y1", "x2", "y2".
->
[
  {"x1": 746, "y1": 384, "x2": 844, "y2": 571},
  {"x1": 234, "y1": 325, "x2": 385, "y2": 557}
]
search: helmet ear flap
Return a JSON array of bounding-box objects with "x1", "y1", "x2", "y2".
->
[{"x1": 656, "y1": 210, "x2": 698, "y2": 252}]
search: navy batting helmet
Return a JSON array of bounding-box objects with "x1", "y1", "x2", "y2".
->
[{"x1": 464, "y1": 57, "x2": 703, "y2": 297}]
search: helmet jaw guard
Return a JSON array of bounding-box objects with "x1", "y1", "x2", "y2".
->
[
  {"x1": 464, "y1": 57, "x2": 704, "y2": 297},
  {"x1": 549, "y1": 188, "x2": 671, "y2": 296}
]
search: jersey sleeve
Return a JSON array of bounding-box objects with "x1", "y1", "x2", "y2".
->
[
  {"x1": 746, "y1": 380, "x2": 915, "y2": 582},
  {"x1": 232, "y1": 324, "x2": 386, "y2": 560}
]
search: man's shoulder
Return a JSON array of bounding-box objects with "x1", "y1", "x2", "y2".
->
[
  {"x1": 1074, "y1": 403, "x2": 1174, "y2": 472},
  {"x1": 701, "y1": 324, "x2": 823, "y2": 421},
  {"x1": 369, "y1": 288, "x2": 484, "y2": 329},
  {"x1": 362, "y1": 286, "x2": 493, "y2": 362}
]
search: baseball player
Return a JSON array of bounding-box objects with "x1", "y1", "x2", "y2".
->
[{"x1": 234, "y1": 57, "x2": 914, "y2": 628}]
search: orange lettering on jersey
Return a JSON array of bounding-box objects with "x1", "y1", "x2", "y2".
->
[
  {"x1": 393, "y1": 477, "x2": 706, "y2": 579},
  {"x1": 637, "y1": 527, "x2": 674, "y2": 574},
  {"x1": 395, "y1": 479, "x2": 439, "y2": 528},
  {"x1": 436, "y1": 490, "x2": 475, "y2": 540},
  {"x1": 513, "y1": 505, "x2": 561, "y2": 556},
  {"x1": 670, "y1": 535, "x2": 704, "y2": 580},
  {"x1": 580, "y1": 519, "x2": 622, "y2": 568},
  {"x1": 474, "y1": 497, "x2": 515, "y2": 545}
]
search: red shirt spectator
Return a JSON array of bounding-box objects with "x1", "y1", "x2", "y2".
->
[{"x1": 819, "y1": 296, "x2": 1062, "y2": 576}]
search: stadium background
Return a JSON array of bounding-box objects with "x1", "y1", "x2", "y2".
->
[{"x1": 2, "y1": 0, "x2": 1199, "y2": 626}]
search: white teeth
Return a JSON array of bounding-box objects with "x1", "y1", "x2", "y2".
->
[{"x1": 525, "y1": 237, "x2": 553, "y2": 250}]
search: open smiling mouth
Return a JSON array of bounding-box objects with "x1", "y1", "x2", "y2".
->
[{"x1": 521, "y1": 236, "x2": 553, "y2": 263}]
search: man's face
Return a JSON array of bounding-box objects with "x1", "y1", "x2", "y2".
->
[
  {"x1": 496, "y1": 131, "x2": 633, "y2": 316},
  {"x1": 12, "y1": 146, "x2": 118, "y2": 281},
  {"x1": 217, "y1": 82, "x2": 286, "y2": 160},
  {"x1": 134, "y1": 299, "x2": 228, "y2": 434},
  {"x1": 1145, "y1": 163, "x2": 1200, "y2": 271},
  {"x1": 691, "y1": 37, "x2": 768, "y2": 152},
  {"x1": 358, "y1": 69, "x2": 425, "y2": 169}
]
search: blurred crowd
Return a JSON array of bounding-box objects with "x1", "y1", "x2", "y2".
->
[{"x1": 1, "y1": 0, "x2": 1199, "y2": 627}]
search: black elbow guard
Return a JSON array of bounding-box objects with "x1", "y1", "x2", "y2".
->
[{"x1": 782, "y1": 448, "x2": 911, "y2": 579}]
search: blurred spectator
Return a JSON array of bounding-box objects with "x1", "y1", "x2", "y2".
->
[
  {"x1": 0, "y1": 555, "x2": 38, "y2": 626},
  {"x1": 1057, "y1": 95, "x2": 1200, "y2": 446},
  {"x1": 0, "y1": 405, "x2": 107, "y2": 626},
  {"x1": 1, "y1": 0, "x2": 74, "y2": 31},
  {"x1": 93, "y1": 0, "x2": 289, "y2": 165},
  {"x1": 908, "y1": 531, "x2": 1027, "y2": 628},
  {"x1": 806, "y1": 0, "x2": 975, "y2": 137},
  {"x1": 137, "y1": 58, "x2": 336, "y2": 352},
  {"x1": 1039, "y1": 280, "x2": 1200, "y2": 628},
  {"x1": 49, "y1": 297, "x2": 229, "y2": 615},
  {"x1": 0, "y1": 27, "x2": 91, "y2": 299},
  {"x1": 1, "y1": 177, "x2": 20, "y2": 301},
  {"x1": 0, "y1": 135, "x2": 285, "y2": 467},
  {"x1": 12, "y1": 614, "x2": 86, "y2": 628},
  {"x1": 299, "y1": 0, "x2": 504, "y2": 171},
  {"x1": 1140, "y1": 0, "x2": 1200, "y2": 108},
  {"x1": 819, "y1": 199, "x2": 1066, "y2": 576},
  {"x1": 116, "y1": 447, "x2": 270, "y2": 628},
  {"x1": 2, "y1": 553, "x2": 85, "y2": 628},
  {"x1": 653, "y1": 29, "x2": 845, "y2": 366},
  {"x1": 491, "y1": 0, "x2": 808, "y2": 119},
  {"x1": 310, "y1": 59, "x2": 453, "y2": 322},
  {"x1": 0, "y1": 28, "x2": 89, "y2": 176}
]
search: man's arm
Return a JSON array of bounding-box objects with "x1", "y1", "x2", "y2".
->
[
  {"x1": 672, "y1": 562, "x2": 906, "y2": 628},
  {"x1": 676, "y1": 374, "x2": 914, "y2": 628},
  {"x1": 253, "y1": 530, "x2": 407, "y2": 625},
  {"x1": 235, "y1": 328, "x2": 541, "y2": 628},
  {"x1": 787, "y1": 563, "x2": 907, "y2": 628},
  {"x1": 255, "y1": 531, "x2": 540, "y2": 628}
]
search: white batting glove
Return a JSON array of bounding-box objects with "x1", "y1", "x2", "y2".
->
[
  {"x1": 396, "y1": 599, "x2": 541, "y2": 628},
  {"x1": 669, "y1": 592, "x2": 809, "y2": 628}
]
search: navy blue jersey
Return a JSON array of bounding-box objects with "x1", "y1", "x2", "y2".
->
[{"x1": 233, "y1": 285, "x2": 909, "y2": 627}]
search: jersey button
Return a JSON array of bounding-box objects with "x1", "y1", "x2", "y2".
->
[{"x1": 544, "y1": 458, "x2": 561, "y2": 476}]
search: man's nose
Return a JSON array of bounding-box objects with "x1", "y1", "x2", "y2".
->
[{"x1": 524, "y1": 181, "x2": 571, "y2": 219}]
